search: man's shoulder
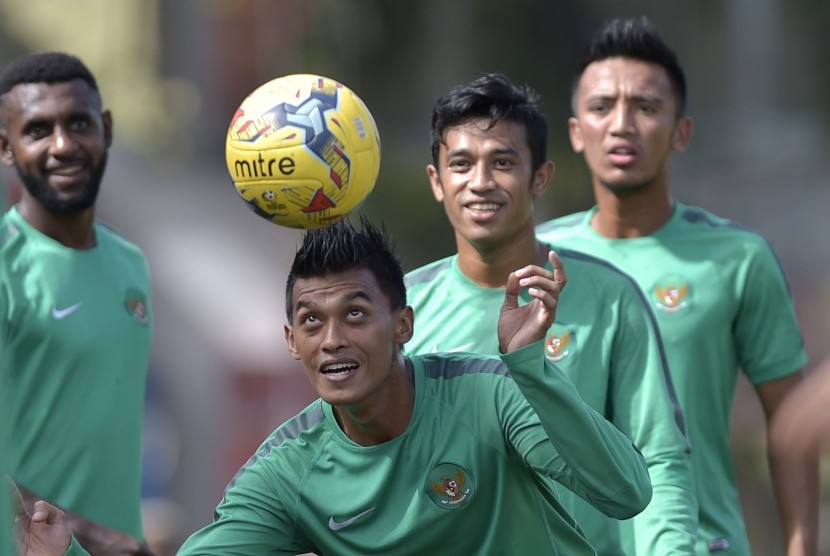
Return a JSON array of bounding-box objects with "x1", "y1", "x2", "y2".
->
[
  {"x1": 415, "y1": 352, "x2": 509, "y2": 381},
  {"x1": 674, "y1": 203, "x2": 755, "y2": 236},
  {"x1": 251, "y1": 400, "x2": 329, "y2": 461},
  {"x1": 224, "y1": 400, "x2": 328, "y2": 493},
  {"x1": 536, "y1": 210, "x2": 589, "y2": 238},
  {"x1": 556, "y1": 245, "x2": 632, "y2": 279},
  {"x1": 95, "y1": 221, "x2": 150, "y2": 271},
  {"x1": 405, "y1": 256, "x2": 454, "y2": 289},
  {"x1": 673, "y1": 204, "x2": 776, "y2": 254},
  {"x1": 0, "y1": 209, "x2": 22, "y2": 252},
  {"x1": 412, "y1": 354, "x2": 523, "y2": 423},
  {"x1": 547, "y1": 243, "x2": 644, "y2": 298},
  {"x1": 96, "y1": 221, "x2": 145, "y2": 252}
]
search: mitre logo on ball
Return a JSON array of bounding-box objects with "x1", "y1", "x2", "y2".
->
[{"x1": 225, "y1": 74, "x2": 381, "y2": 229}]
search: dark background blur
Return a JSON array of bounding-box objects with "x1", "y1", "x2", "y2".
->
[{"x1": 2, "y1": 1, "x2": 828, "y2": 554}]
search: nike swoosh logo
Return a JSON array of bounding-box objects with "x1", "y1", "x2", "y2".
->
[
  {"x1": 430, "y1": 342, "x2": 475, "y2": 354},
  {"x1": 328, "y1": 507, "x2": 374, "y2": 531},
  {"x1": 51, "y1": 302, "x2": 82, "y2": 320}
]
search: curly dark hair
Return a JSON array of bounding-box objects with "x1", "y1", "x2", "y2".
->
[{"x1": 0, "y1": 51, "x2": 99, "y2": 99}]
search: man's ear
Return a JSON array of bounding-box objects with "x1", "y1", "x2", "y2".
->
[
  {"x1": 427, "y1": 164, "x2": 445, "y2": 203},
  {"x1": 568, "y1": 117, "x2": 585, "y2": 153},
  {"x1": 0, "y1": 130, "x2": 13, "y2": 167},
  {"x1": 284, "y1": 324, "x2": 300, "y2": 360},
  {"x1": 532, "y1": 160, "x2": 555, "y2": 199},
  {"x1": 672, "y1": 116, "x2": 693, "y2": 153},
  {"x1": 396, "y1": 306, "x2": 414, "y2": 346},
  {"x1": 102, "y1": 110, "x2": 113, "y2": 148}
]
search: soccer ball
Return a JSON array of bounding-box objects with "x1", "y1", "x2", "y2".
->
[{"x1": 225, "y1": 74, "x2": 381, "y2": 229}]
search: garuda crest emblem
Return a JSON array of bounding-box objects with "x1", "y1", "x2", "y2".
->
[{"x1": 425, "y1": 463, "x2": 475, "y2": 509}]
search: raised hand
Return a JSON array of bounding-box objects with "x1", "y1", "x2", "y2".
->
[
  {"x1": 12, "y1": 480, "x2": 73, "y2": 556},
  {"x1": 13, "y1": 480, "x2": 155, "y2": 555},
  {"x1": 498, "y1": 251, "x2": 566, "y2": 353}
]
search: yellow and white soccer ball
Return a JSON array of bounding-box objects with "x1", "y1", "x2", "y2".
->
[{"x1": 225, "y1": 74, "x2": 381, "y2": 229}]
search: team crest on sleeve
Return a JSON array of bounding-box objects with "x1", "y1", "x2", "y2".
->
[
  {"x1": 651, "y1": 274, "x2": 692, "y2": 313},
  {"x1": 545, "y1": 324, "x2": 576, "y2": 363},
  {"x1": 124, "y1": 288, "x2": 150, "y2": 324},
  {"x1": 425, "y1": 463, "x2": 474, "y2": 509}
]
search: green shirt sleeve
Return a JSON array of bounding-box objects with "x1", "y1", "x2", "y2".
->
[
  {"x1": 734, "y1": 239, "x2": 807, "y2": 383},
  {"x1": 65, "y1": 535, "x2": 91, "y2": 556},
  {"x1": 610, "y1": 290, "x2": 698, "y2": 555},
  {"x1": 177, "y1": 461, "x2": 311, "y2": 556},
  {"x1": 500, "y1": 340, "x2": 652, "y2": 519}
]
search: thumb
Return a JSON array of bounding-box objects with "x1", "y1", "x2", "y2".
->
[{"x1": 30, "y1": 500, "x2": 63, "y2": 524}]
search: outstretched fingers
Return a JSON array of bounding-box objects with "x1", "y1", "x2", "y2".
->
[
  {"x1": 550, "y1": 250, "x2": 567, "y2": 290},
  {"x1": 513, "y1": 250, "x2": 567, "y2": 312},
  {"x1": 498, "y1": 251, "x2": 567, "y2": 353}
]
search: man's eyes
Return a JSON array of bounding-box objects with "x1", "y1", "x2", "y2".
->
[
  {"x1": 300, "y1": 314, "x2": 320, "y2": 325},
  {"x1": 69, "y1": 118, "x2": 91, "y2": 131},
  {"x1": 588, "y1": 104, "x2": 610, "y2": 114},
  {"x1": 448, "y1": 159, "x2": 515, "y2": 170},
  {"x1": 23, "y1": 118, "x2": 90, "y2": 139},
  {"x1": 299, "y1": 309, "x2": 365, "y2": 324},
  {"x1": 347, "y1": 308, "x2": 366, "y2": 318}
]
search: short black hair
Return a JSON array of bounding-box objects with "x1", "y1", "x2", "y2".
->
[
  {"x1": 0, "y1": 51, "x2": 99, "y2": 99},
  {"x1": 285, "y1": 216, "x2": 407, "y2": 322},
  {"x1": 574, "y1": 17, "x2": 687, "y2": 116},
  {"x1": 430, "y1": 72, "x2": 548, "y2": 172}
]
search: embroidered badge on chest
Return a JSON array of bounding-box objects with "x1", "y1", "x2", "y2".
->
[
  {"x1": 545, "y1": 324, "x2": 576, "y2": 363},
  {"x1": 651, "y1": 274, "x2": 692, "y2": 314},
  {"x1": 425, "y1": 463, "x2": 475, "y2": 509},
  {"x1": 124, "y1": 288, "x2": 150, "y2": 324}
]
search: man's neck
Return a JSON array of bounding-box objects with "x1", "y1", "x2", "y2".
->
[
  {"x1": 334, "y1": 357, "x2": 415, "y2": 447},
  {"x1": 591, "y1": 184, "x2": 674, "y2": 239},
  {"x1": 17, "y1": 200, "x2": 97, "y2": 249},
  {"x1": 456, "y1": 229, "x2": 547, "y2": 288}
]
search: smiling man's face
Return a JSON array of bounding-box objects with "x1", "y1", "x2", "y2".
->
[
  {"x1": 428, "y1": 118, "x2": 551, "y2": 252},
  {"x1": 0, "y1": 79, "x2": 111, "y2": 214}
]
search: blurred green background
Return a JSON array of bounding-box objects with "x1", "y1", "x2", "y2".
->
[{"x1": 2, "y1": 1, "x2": 828, "y2": 553}]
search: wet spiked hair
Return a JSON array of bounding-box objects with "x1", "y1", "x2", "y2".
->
[
  {"x1": 430, "y1": 72, "x2": 548, "y2": 172},
  {"x1": 285, "y1": 216, "x2": 407, "y2": 322},
  {"x1": 574, "y1": 16, "x2": 687, "y2": 116}
]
